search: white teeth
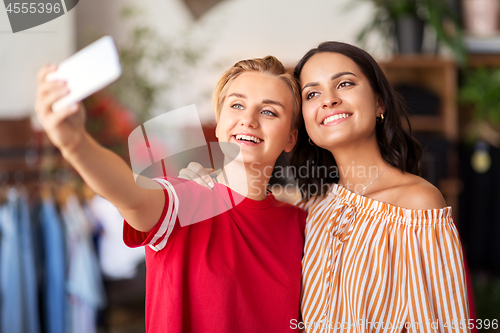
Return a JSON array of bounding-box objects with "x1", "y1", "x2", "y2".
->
[
  {"x1": 235, "y1": 134, "x2": 262, "y2": 143},
  {"x1": 323, "y1": 113, "x2": 351, "y2": 125}
]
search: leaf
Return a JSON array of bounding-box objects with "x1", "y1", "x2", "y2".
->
[{"x1": 459, "y1": 67, "x2": 500, "y2": 126}]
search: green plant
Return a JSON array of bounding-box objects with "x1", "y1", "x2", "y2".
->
[
  {"x1": 354, "y1": 0, "x2": 466, "y2": 64},
  {"x1": 459, "y1": 67, "x2": 500, "y2": 126}
]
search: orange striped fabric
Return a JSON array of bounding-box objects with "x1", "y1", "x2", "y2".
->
[{"x1": 298, "y1": 183, "x2": 470, "y2": 332}]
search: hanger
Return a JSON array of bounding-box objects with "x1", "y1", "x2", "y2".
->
[
  {"x1": 55, "y1": 182, "x2": 76, "y2": 208},
  {"x1": 39, "y1": 181, "x2": 53, "y2": 201},
  {"x1": 81, "y1": 183, "x2": 96, "y2": 201}
]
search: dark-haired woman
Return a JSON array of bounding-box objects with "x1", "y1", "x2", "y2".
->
[{"x1": 293, "y1": 42, "x2": 469, "y2": 332}]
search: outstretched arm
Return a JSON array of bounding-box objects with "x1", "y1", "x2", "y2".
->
[{"x1": 35, "y1": 64, "x2": 164, "y2": 232}]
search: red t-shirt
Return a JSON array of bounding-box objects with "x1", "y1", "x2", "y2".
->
[{"x1": 124, "y1": 177, "x2": 306, "y2": 333}]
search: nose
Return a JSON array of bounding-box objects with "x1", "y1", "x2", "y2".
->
[
  {"x1": 321, "y1": 91, "x2": 341, "y2": 109},
  {"x1": 239, "y1": 109, "x2": 259, "y2": 128}
]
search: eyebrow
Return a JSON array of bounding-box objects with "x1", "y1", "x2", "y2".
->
[
  {"x1": 227, "y1": 93, "x2": 246, "y2": 99},
  {"x1": 262, "y1": 99, "x2": 284, "y2": 109},
  {"x1": 227, "y1": 93, "x2": 285, "y2": 109},
  {"x1": 301, "y1": 71, "x2": 357, "y2": 92}
]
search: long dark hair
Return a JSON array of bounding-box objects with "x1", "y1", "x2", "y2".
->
[{"x1": 290, "y1": 41, "x2": 423, "y2": 199}]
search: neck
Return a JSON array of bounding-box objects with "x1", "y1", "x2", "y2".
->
[
  {"x1": 329, "y1": 139, "x2": 388, "y2": 194},
  {"x1": 216, "y1": 157, "x2": 273, "y2": 201}
]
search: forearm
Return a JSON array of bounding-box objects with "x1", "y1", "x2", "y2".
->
[{"x1": 62, "y1": 131, "x2": 164, "y2": 231}]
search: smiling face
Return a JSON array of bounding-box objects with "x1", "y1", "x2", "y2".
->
[
  {"x1": 215, "y1": 72, "x2": 298, "y2": 166},
  {"x1": 299, "y1": 52, "x2": 385, "y2": 151}
]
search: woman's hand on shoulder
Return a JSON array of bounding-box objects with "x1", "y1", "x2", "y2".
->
[{"x1": 179, "y1": 162, "x2": 215, "y2": 189}]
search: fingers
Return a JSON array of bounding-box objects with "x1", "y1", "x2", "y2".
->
[
  {"x1": 44, "y1": 83, "x2": 69, "y2": 109},
  {"x1": 178, "y1": 173, "x2": 190, "y2": 181},
  {"x1": 38, "y1": 80, "x2": 65, "y2": 99},
  {"x1": 203, "y1": 168, "x2": 215, "y2": 189},
  {"x1": 179, "y1": 167, "x2": 214, "y2": 189},
  {"x1": 187, "y1": 162, "x2": 212, "y2": 176},
  {"x1": 50, "y1": 103, "x2": 80, "y2": 124},
  {"x1": 35, "y1": 81, "x2": 69, "y2": 121},
  {"x1": 35, "y1": 64, "x2": 66, "y2": 119},
  {"x1": 37, "y1": 63, "x2": 57, "y2": 84},
  {"x1": 179, "y1": 168, "x2": 200, "y2": 181},
  {"x1": 187, "y1": 162, "x2": 214, "y2": 188}
]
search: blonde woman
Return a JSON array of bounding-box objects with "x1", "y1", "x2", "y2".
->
[{"x1": 35, "y1": 56, "x2": 306, "y2": 333}]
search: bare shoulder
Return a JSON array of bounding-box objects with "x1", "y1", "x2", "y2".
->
[{"x1": 390, "y1": 173, "x2": 447, "y2": 210}]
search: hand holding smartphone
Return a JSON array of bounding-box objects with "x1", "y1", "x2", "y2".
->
[{"x1": 45, "y1": 36, "x2": 122, "y2": 112}]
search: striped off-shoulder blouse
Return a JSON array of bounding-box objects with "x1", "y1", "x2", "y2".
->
[{"x1": 298, "y1": 183, "x2": 469, "y2": 332}]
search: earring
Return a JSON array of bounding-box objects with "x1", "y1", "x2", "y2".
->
[
  {"x1": 308, "y1": 138, "x2": 315, "y2": 145},
  {"x1": 376, "y1": 113, "x2": 385, "y2": 124}
]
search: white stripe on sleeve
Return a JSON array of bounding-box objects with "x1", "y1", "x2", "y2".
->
[{"x1": 147, "y1": 178, "x2": 179, "y2": 251}]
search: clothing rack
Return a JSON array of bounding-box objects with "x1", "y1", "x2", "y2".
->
[
  {"x1": 0, "y1": 145, "x2": 60, "y2": 160},
  {"x1": 0, "y1": 117, "x2": 78, "y2": 188},
  {"x1": 0, "y1": 119, "x2": 145, "y2": 333},
  {"x1": 0, "y1": 168, "x2": 78, "y2": 185},
  {"x1": 0, "y1": 145, "x2": 63, "y2": 180}
]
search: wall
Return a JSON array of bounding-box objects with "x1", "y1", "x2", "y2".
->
[
  {"x1": 0, "y1": 4, "x2": 76, "y2": 120},
  {"x1": 0, "y1": 0, "x2": 382, "y2": 122},
  {"x1": 77, "y1": 0, "x2": 384, "y2": 124}
]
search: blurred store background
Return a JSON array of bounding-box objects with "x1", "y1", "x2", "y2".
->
[{"x1": 1, "y1": 0, "x2": 500, "y2": 332}]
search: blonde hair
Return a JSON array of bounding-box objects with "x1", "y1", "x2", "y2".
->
[{"x1": 213, "y1": 56, "x2": 302, "y2": 130}]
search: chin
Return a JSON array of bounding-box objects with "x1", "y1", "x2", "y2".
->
[
  {"x1": 224, "y1": 151, "x2": 255, "y2": 165},
  {"x1": 316, "y1": 138, "x2": 348, "y2": 151},
  {"x1": 324, "y1": 129, "x2": 355, "y2": 143}
]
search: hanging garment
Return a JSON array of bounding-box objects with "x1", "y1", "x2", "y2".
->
[
  {"x1": 38, "y1": 198, "x2": 67, "y2": 333},
  {"x1": 61, "y1": 194, "x2": 106, "y2": 333},
  {"x1": 18, "y1": 189, "x2": 41, "y2": 333},
  {"x1": 0, "y1": 188, "x2": 23, "y2": 333},
  {"x1": 0, "y1": 188, "x2": 41, "y2": 333},
  {"x1": 86, "y1": 195, "x2": 145, "y2": 280}
]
